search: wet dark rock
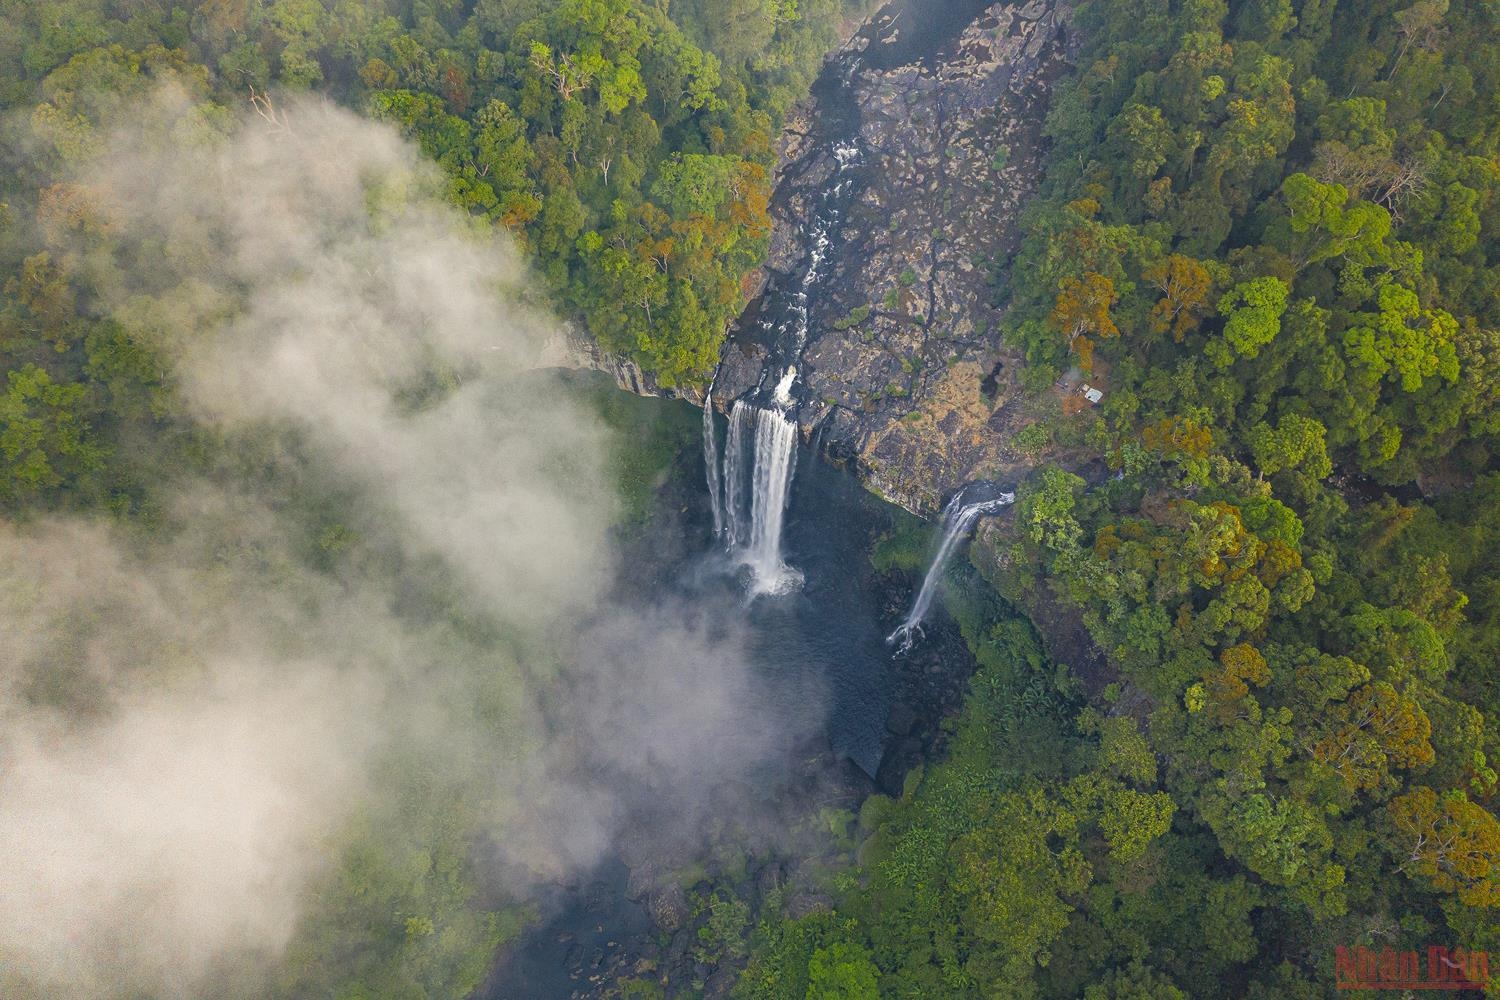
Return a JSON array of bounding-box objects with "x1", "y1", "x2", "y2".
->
[
  {"x1": 666, "y1": 928, "x2": 693, "y2": 968},
  {"x1": 876, "y1": 736, "x2": 924, "y2": 795},
  {"x1": 885, "y1": 701, "x2": 917, "y2": 736}
]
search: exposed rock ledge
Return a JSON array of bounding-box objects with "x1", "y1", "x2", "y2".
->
[{"x1": 536, "y1": 324, "x2": 679, "y2": 402}]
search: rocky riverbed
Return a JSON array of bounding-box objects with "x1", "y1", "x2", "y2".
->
[{"x1": 714, "y1": 0, "x2": 1076, "y2": 514}]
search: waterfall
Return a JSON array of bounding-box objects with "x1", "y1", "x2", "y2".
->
[
  {"x1": 773, "y1": 367, "x2": 798, "y2": 408},
  {"x1": 717, "y1": 398, "x2": 801, "y2": 594},
  {"x1": 888, "y1": 488, "x2": 1015, "y2": 652},
  {"x1": 723, "y1": 401, "x2": 754, "y2": 547},
  {"x1": 704, "y1": 390, "x2": 724, "y2": 537},
  {"x1": 744, "y1": 407, "x2": 801, "y2": 594}
]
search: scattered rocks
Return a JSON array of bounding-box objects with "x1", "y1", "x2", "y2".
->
[
  {"x1": 625, "y1": 862, "x2": 658, "y2": 903},
  {"x1": 646, "y1": 883, "x2": 690, "y2": 935}
]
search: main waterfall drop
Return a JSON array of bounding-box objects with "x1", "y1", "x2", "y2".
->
[
  {"x1": 704, "y1": 383, "x2": 803, "y2": 595},
  {"x1": 721, "y1": 401, "x2": 753, "y2": 548},
  {"x1": 744, "y1": 405, "x2": 800, "y2": 593},
  {"x1": 888, "y1": 486, "x2": 1016, "y2": 652}
]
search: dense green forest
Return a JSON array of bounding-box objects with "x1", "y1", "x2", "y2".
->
[
  {"x1": 4, "y1": 0, "x2": 1500, "y2": 998},
  {"x1": 0, "y1": 0, "x2": 865, "y2": 400},
  {"x1": 0, "y1": 1, "x2": 862, "y2": 997},
  {"x1": 735, "y1": 0, "x2": 1500, "y2": 997}
]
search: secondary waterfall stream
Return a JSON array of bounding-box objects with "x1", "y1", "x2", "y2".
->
[{"x1": 888, "y1": 485, "x2": 1016, "y2": 652}]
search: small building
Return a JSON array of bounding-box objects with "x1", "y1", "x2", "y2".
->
[{"x1": 1081, "y1": 384, "x2": 1104, "y2": 404}]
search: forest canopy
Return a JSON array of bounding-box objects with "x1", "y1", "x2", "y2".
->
[
  {"x1": 4, "y1": 0, "x2": 1500, "y2": 998},
  {"x1": 0, "y1": 0, "x2": 868, "y2": 393},
  {"x1": 0, "y1": 1, "x2": 868, "y2": 997},
  {"x1": 735, "y1": 2, "x2": 1500, "y2": 997}
]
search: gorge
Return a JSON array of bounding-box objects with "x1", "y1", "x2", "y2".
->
[
  {"x1": 8, "y1": 0, "x2": 1499, "y2": 994},
  {"x1": 561, "y1": 0, "x2": 1077, "y2": 517},
  {"x1": 493, "y1": 0, "x2": 1075, "y2": 993},
  {"x1": 709, "y1": 0, "x2": 1074, "y2": 514}
]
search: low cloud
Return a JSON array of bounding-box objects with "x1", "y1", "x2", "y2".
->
[
  {"x1": 0, "y1": 515, "x2": 387, "y2": 994},
  {"x1": 0, "y1": 91, "x2": 815, "y2": 997}
]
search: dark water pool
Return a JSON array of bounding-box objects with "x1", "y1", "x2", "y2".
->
[
  {"x1": 483, "y1": 399, "x2": 921, "y2": 999},
  {"x1": 742, "y1": 440, "x2": 899, "y2": 775}
]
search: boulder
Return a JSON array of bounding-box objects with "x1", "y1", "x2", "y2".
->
[
  {"x1": 885, "y1": 701, "x2": 918, "y2": 736},
  {"x1": 645, "y1": 882, "x2": 689, "y2": 935}
]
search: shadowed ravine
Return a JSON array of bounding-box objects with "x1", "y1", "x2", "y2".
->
[
  {"x1": 487, "y1": 0, "x2": 1021, "y2": 994},
  {"x1": 486, "y1": 392, "x2": 982, "y2": 997}
]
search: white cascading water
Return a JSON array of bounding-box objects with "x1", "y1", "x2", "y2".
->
[
  {"x1": 723, "y1": 401, "x2": 754, "y2": 547},
  {"x1": 704, "y1": 388, "x2": 724, "y2": 538},
  {"x1": 704, "y1": 131, "x2": 861, "y2": 580},
  {"x1": 773, "y1": 367, "x2": 798, "y2": 408},
  {"x1": 744, "y1": 406, "x2": 801, "y2": 594},
  {"x1": 888, "y1": 490, "x2": 1016, "y2": 652},
  {"x1": 758, "y1": 140, "x2": 861, "y2": 356},
  {"x1": 714, "y1": 394, "x2": 801, "y2": 594}
]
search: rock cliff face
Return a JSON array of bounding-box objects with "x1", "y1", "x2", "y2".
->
[
  {"x1": 538, "y1": 324, "x2": 668, "y2": 400},
  {"x1": 713, "y1": 0, "x2": 1074, "y2": 514}
]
